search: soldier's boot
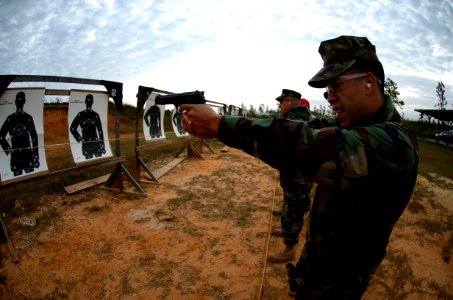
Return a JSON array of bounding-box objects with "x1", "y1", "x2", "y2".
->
[
  {"x1": 267, "y1": 245, "x2": 295, "y2": 263},
  {"x1": 286, "y1": 263, "x2": 298, "y2": 297}
]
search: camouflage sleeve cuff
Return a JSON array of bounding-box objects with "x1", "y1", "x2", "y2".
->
[
  {"x1": 218, "y1": 116, "x2": 249, "y2": 148},
  {"x1": 223, "y1": 115, "x2": 241, "y2": 129},
  {"x1": 218, "y1": 115, "x2": 241, "y2": 136}
]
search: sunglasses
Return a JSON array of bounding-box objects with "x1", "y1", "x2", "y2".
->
[{"x1": 324, "y1": 73, "x2": 381, "y2": 99}]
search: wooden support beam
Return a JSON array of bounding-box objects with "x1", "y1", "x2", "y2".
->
[{"x1": 0, "y1": 214, "x2": 19, "y2": 264}]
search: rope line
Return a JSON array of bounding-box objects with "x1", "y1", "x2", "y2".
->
[
  {"x1": 257, "y1": 169, "x2": 279, "y2": 299},
  {"x1": 0, "y1": 134, "x2": 174, "y2": 152},
  {"x1": 0, "y1": 138, "x2": 122, "y2": 153}
]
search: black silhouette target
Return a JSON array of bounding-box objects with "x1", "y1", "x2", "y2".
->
[
  {"x1": 0, "y1": 88, "x2": 48, "y2": 182},
  {"x1": 68, "y1": 90, "x2": 112, "y2": 163},
  {"x1": 143, "y1": 92, "x2": 166, "y2": 141}
]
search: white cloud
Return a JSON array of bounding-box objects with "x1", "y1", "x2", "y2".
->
[{"x1": 0, "y1": 0, "x2": 452, "y2": 120}]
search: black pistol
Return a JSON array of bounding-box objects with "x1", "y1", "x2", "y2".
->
[{"x1": 155, "y1": 90, "x2": 206, "y2": 110}]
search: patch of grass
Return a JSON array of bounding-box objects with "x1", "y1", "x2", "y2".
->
[
  {"x1": 410, "y1": 182, "x2": 433, "y2": 199},
  {"x1": 247, "y1": 246, "x2": 262, "y2": 254},
  {"x1": 138, "y1": 251, "x2": 156, "y2": 267},
  {"x1": 230, "y1": 254, "x2": 238, "y2": 265},
  {"x1": 96, "y1": 240, "x2": 113, "y2": 260},
  {"x1": 134, "y1": 217, "x2": 153, "y2": 224},
  {"x1": 197, "y1": 284, "x2": 230, "y2": 300},
  {"x1": 36, "y1": 207, "x2": 60, "y2": 230},
  {"x1": 418, "y1": 139, "x2": 453, "y2": 184},
  {"x1": 120, "y1": 272, "x2": 133, "y2": 295},
  {"x1": 406, "y1": 199, "x2": 426, "y2": 214},
  {"x1": 208, "y1": 238, "x2": 220, "y2": 248},
  {"x1": 414, "y1": 218, "x2": 448, "y2": 235},
  {"x1": 373, "y1": 249, "x2": 422, "y2": 300},
  {"x1": 127, "y1": 233, "x2": 144, "y2": 241},
  {"x1": 38, "y1": 287, "x2": 69, "y2": 300},
  {"x1": 168, "y1": 170, "x2": 260, "y2": 227},
  {"x1": 85, "y1": 204, "x2": 108, "y2": 213},
  {"x1": 148, "y1": 268, "x2": 174, "y2": 289},
  {"x1": 67, "y1": 191, "x2": 99, "y2": 206},
  {"x1": 178, "y1": 265, "x2": 201, "y2": 286},
  {"x1": 166, "y1": 188, "x2": 200, "y2": 210},
  {"x1": 428, "y1": 280, "x2": 453, "y2": 299},
  {"x1": 423, "y1": 173, "x2": 453, "y2": 190},
  {"x1": 182, "y1": 225, "x2": 204, "y2": 237}
]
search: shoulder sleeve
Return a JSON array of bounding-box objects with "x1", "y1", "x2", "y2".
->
[
  {"x1": 218, "y1": 115, "x2": 338, "y2": 176},
  {"x1": 336, "y1": 123, "x2": 418, "y2": 183},
  {"x1": 218, "y1": 116, "x2": 417, "y2": 186}
]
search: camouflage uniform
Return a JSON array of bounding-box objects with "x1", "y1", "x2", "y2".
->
[
  {"x1": 279, "y1": 103, "x2": 312, "y2": 248},
  {"x1": 217, "y1": 36, "x2": 419, "y2": 299}
]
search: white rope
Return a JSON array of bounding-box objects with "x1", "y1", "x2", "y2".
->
[{"x1": 257, "y1": 169, "x2": 279, "y2": 299}]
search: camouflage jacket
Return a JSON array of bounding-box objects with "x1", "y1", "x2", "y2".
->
[
  {"x1": 218, "y1": 95, "x2": 419, "y2": 283},
  {"x1": 280, "y1": 105, "x2": 312, "y2": 189},
  {"x1": 283, "y1": 105, "x2": 311, "y2": 121}
]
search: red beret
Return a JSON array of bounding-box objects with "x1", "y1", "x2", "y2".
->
[{"x1": 299, "y1": 98, "x2": 310, "y2": 108}]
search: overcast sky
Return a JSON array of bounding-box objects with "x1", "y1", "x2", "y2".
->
[{"x1": 1, "y1": 0, "x2": 452, "y2": 120}]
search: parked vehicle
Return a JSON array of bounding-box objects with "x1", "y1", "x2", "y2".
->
[{"x1": 435, "y1": 129, "x2": 453, "y2": 143}]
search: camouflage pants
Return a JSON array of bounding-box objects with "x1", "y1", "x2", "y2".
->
[
  {"x1": 288, "y1": 247, "x2": 377, "y2": 300},
  {"x1": 295, "y1": 271, "x2": 374, "y2": 299},
  {"x1": 281, "y1": 184, "x2": 311, "y2": 247}
]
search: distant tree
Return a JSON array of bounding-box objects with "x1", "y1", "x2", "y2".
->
[
  {"x1": 384, "y1": 78, "x2": 404, "y2": 108},
  {"x1": 435, "y1": 80, "x2": 447, "y2": 110},
  {"x1": 312, "y1": 105, "x2": 333, "y2": 117},
  {"x1": 248, "y1": 105, "x2": 257, "y2": 117}
]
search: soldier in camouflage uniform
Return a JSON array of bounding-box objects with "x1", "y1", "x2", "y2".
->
[
  {"x1": 268, "y1": 89, "x2": 313, "y2": 264},
  {"x1": 180, "y1": 35, "x2": 419, "y2": 299}
]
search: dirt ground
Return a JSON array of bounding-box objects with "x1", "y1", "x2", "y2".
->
[{"x1": 0, "y1": 146, "x2": 452, "y2": 299}]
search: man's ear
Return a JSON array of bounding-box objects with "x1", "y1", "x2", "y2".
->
[{"x1": 364, "y1": 73, "x2": 378, "y2": 95}]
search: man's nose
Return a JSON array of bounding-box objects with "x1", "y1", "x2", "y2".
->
[{"x1": 324, "y1": 91, "x2": 336, "y2": 104}]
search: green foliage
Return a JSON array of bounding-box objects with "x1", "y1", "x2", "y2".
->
[
  {"x1": 402, "y1": 119, "x2": 453, "y2": 140},
  {"x1": 247, "y1": 104, "x2": 279, "y2": 118},
  {"x1": 312, "y1": 105, "x2": 333, "y2": 118},
  {"x1": 384, "y1": 77, "x2": 404, "y2": 108},
  {"x1": 435, "y1": 81, "x2": 447, "y2": 110}
]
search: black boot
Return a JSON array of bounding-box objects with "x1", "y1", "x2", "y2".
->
[{"x1": 286, "y1": 263, "x2": 298, "y2": 297}]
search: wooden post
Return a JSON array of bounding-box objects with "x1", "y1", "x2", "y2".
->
[{"x1": 0, "y1": 214, "x2": 19, "y2": 263}]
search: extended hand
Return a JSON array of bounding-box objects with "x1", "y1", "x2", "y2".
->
[{"x1": 179, "y1": 104, "x2": 221, "y2": 139}]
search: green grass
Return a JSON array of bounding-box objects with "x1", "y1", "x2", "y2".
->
[{"x1": 418, "y1": 139, "x2": 453, "y2": 180}]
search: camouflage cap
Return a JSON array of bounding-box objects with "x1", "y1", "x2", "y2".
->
[
  {"x1": 275, "y1": 89, "x2": 302, "y2": 102},
  {"x1": 308, "y1": 35, "x2": 382, "y2": 88}
]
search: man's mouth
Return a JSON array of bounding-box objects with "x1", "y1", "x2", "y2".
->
[{"x1": 331, "y1": 106, "x2": 344, "y2": 118}]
